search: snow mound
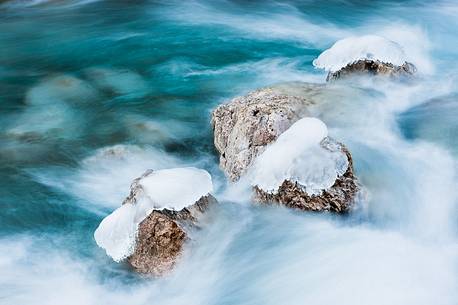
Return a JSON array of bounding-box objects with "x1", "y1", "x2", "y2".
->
[
  {"x1": 250, "y1": 117, "x2": 348, "y2": 195},
  {"x1": 313, "y1": 35, "x2": 407, "y2": 72},
  {"x1": 140, "y1": 167, "x2": 213, "y2": 211},
  {"x1": 94, "y1": 167, "x2": 213, "y2": 262}
]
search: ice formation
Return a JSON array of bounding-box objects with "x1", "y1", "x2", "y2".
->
[
  {"x1": 139, "y1": 168, "x2": 213, "y2": 210},
  {"x1": 250, "y1": 117, "x2": 348, "y2": 195},
  {"x1": 313, "y1": 35, "x2": 407, "y2": 72},
  {"x1": 93, "y1": 203, "x2": 138, "y2": 262},
  {"x1": 94, "y1": 167, "x2": 213, "y2": 262}
]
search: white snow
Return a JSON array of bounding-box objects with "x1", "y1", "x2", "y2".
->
[
  {"x1": 140, "y1": 167, "x2": 213, "y2": 210},
  {"x1": 93, "y1": 203, "x2": 138, "y2": 262},
  {"x1": 94, "y1": 167, "x2": 213, "y2": 262},
  {"x1": 250, "y1": 117, "x2": 348, "y2": 195},
  {"x1": 313, "y1": 35, "x2": 407, "y2": 72}
]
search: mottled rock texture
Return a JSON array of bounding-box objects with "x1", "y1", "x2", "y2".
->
[
  {"x1": 123, "y1": 170, "x2": 216, "y2": 276},
  {"x1": 211, "y1": 88, "x2": 312, "y2": 181},
  {"x1": 327, "y1": 59, "x2": 416, "y2": 81}
]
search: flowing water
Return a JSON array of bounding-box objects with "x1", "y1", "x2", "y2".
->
[{"x1": 0, "y1": 1, "x2": 457, "y2": 304}]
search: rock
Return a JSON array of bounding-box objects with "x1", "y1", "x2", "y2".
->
[
  {"x1": 211, "y1": 88, "x2": 312, "y2": 181},
  {"x1": 25, "y1": 74, "x2": 99, "y2": 105},
  {"x1": 211, "y1": 85, "x2": 359, "y2": 212},
  {"x1": 253, "y1": 137, "x2": 357, "y2": 212},
  {"x1": 128, "y1": 193, "x2": 216, "y2": 275},
  {"x1": 326, "y1": 59, "x2": 416, "y2": 81},
  {"x1": 312, "y1": 35, "x2": 417, "y2": 82},
  {"x1": 94, "y1": 167, "x2": 216, "y2": 276}
]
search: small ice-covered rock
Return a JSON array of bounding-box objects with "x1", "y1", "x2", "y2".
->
[
  {"x1": 313, "y1": 35, "x2": 407, "y2": 72},
  {"x1": 250, "y1": 118, "x2": 348, "y2": 196},
  {"x1": 313, "y1": 35, "x2": 416, "y2": 81},
  {"x1": 26, "y1": 75, "x2": 99, "y2": 105},
  {"x1": 84, "y1": 67, "x2": 150, "y2": 98},
  {"x1": 94, "y1": 167, "x2": 216, "y2": 275}
]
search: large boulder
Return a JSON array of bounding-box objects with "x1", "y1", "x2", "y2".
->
[
  {"x1": 212, "y1": 86, "x2": 359, "y2": 212},
  {"x1": 94, "y1": 167, "x2": 216, "y2": 276},
  {"x1": 211, "y1": 88, "x2": 312, "y2": 181}
]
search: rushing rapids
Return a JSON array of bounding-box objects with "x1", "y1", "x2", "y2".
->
[{"x1": 0, "y1": 1, "x2": 457, "y2": 304}]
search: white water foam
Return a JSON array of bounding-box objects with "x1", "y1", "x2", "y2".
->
[{"x1": 32, "y1": 145, "x2": 182, "y2": 212}]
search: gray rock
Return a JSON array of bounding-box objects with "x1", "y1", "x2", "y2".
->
[{"x1": 326, "y1": 59, "x2": 416, "y2": 81}]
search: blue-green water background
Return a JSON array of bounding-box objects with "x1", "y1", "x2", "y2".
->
[{"x1": 0, "y1": 1, "x2": 457, "y2": 304}]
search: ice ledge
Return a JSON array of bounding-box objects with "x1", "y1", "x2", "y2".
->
[{"x1": 313, "y1": 35, "x2": 408, "y2": 72}]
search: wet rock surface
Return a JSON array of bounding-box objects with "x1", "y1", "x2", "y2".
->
[
  {"x1": 128, "y1": 193, "x2": 216, "y2": 275},
  {"x1": 326, "y1": 59, "x2": 416, "y2": 81},
  {"x1": 118, "y1": 169, "x2": 216, "y2": 275}
]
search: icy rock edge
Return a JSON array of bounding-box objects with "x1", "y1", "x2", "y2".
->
[
  {"x1": 313, "y1": 35, "x2": 417, "y2": 81},
  {"x1": 94, "y1": 167, "x2": 217, "y2": 275}
]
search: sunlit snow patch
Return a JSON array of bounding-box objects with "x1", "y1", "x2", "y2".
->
[
  {"x1": 94, "y1": 167, "x2": 213, "y2": 262},
  {"x1": 250, "y1": 117, "x2": 348, "y2": 196},
  {"x1": 313, "y1": 35, "x2": 407, "y2": 72}
]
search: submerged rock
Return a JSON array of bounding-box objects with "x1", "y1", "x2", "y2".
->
[
  {"x1": 26, "y1": 74, "x2": 99, "y2": 105},
  {"x1": 94, "y1": 167, "x2": 216, "y2": 276},
  {"x1": 212, "y1": 86, "x2": 359, "y2": 212},
  {"x1": 83, "y1": 67, "x2": 150, "y2": 98},
  {"x1": 312, "y1": 35, "x2": 417, "y2": 81},
  {"x1": 326, "y1": 59, "x2": 416, "y2": 81}
]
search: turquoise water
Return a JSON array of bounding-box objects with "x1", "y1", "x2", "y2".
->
[{"x1": 0, "y1": 1, "x2": 457, "y2": 304}]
